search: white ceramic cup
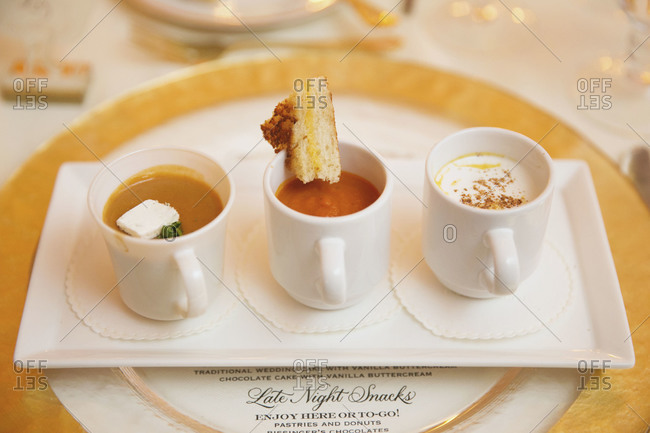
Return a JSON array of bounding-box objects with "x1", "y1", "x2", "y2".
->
[
  {"x1": 263, "y1": 142, "x2": 393, "y2": 310},
  {"x1": 422, "y1": 127, "x2": 554, "y2": 298},
  {"x1": 87, "y1": 147, "x2": 234, "y2": 320}
]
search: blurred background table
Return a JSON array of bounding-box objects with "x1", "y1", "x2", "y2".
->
[
  {"x1": 0, "y1": 0, "x2": 648, "y2": 432},
  {"x1": 0, "y1": 0, "x2": 645, "y2": 185}
]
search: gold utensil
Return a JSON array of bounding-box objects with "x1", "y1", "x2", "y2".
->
[
  {"x1": 403, "y1": 0, "x2": 415, "y2": 14},
  {"x1": 344, "y1": 0, "x2": 399, "y2": 26},
  {"x1": 132, "y1": 27, "x2": 402, "y2": 63},
  {"x1": 621, "y1": 146, "x2": 650, "y2": 209}
]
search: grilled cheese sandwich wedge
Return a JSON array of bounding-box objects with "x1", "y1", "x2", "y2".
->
[{"x1": 261, "y1": 76, "x2": 341, "y2": 183}]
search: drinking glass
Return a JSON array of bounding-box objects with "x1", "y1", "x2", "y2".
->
[{"x1": 572, "y1": 0, "x2": 650, "y2": 134}]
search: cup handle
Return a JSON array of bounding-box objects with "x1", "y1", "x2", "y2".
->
[
  {"x1": 480, "y1": 228, "x2": 519, "y2": 296},
  {"x1": 316, "y1": 238, "x2": 346, "y2": 306},
  {"x1": 173, "y1": 249, "x2": 208, "y2": 318}
]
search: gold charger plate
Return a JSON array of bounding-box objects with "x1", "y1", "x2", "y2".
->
[{"x1": 1, "y1": 54, "x2": 648, "y2": 432}]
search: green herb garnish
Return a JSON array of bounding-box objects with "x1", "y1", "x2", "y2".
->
[{"x1": 158, "y1": 221, "x2": 183, "y2": 240}]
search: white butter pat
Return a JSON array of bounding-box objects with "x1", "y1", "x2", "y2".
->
[{"x1": 116, "y1": 199, "x2": 179, "y2": 239}]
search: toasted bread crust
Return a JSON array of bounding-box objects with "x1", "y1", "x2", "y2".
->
[{"x1": 261, "y1": 98, "x2": 296, "y2": 154}]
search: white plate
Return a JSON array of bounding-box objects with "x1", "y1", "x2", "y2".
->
[
  {"x1": 14, "y1": 157, "x2": 634, "y2": 369},
  {"x1": 126, "y1": 0, "x2": 337, "y2": 31}
]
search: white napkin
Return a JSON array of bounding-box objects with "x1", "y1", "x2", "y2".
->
[{"x1": 393, "y1": 232, "x2": 574, "y2": 340}]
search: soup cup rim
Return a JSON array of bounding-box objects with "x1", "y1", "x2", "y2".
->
[
  {"x1": 425, "y1": 127, "x2": 554, "y2": 215},
  {"x1": 87, "y1": 146, "x2": 235, "y2": 245},
  {"x1": 264, "y1": 141, "x2": 393, "y2": 223}
]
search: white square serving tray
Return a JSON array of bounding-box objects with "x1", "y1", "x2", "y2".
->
[{"x1": 14, "y1": 158, "x2": 635, "y2": 368}]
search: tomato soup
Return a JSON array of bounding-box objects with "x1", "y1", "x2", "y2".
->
[
  {"x1": 276, "y1": 171, "x2": 380, "y2": 217},
  {"x1": 103, "y1": 165, "x2": 223, "y2": 234}
]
